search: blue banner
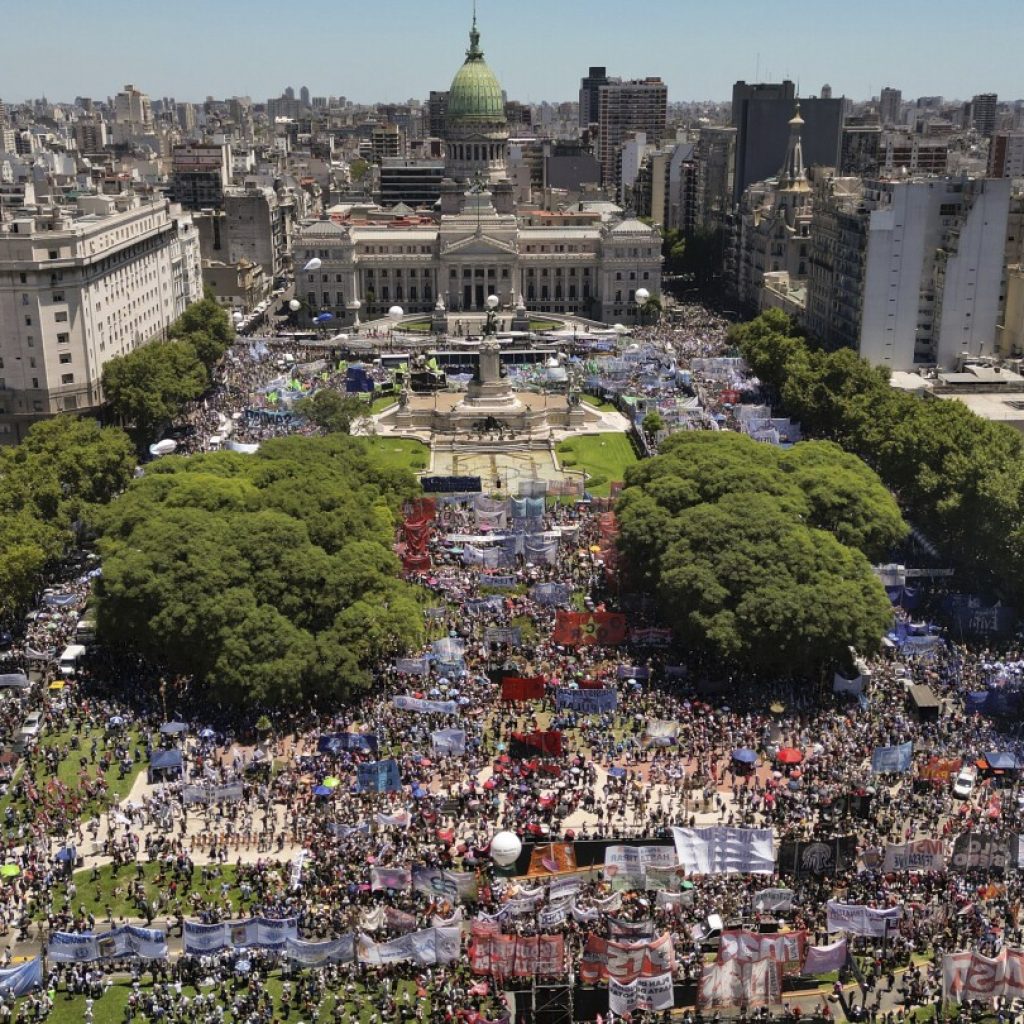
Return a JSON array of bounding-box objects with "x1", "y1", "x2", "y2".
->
[
  {"x1": 318, "y1": 733, "x2": 378, "y2": 755},
  {"x1": 431, "y1": 728, "x2": 467, "y2": 755},
  {"x1": 555, "y1": 688, "x2": 618, "y2": 713},
  {"x1": 356, "y1": 758, "x2": 402, "y2": 793},
  {"x1": 871, "y1": 741, "x2": 913, "y2": 774},
  {"x1": 0, "y1": 958, "x2": 42, "y2": 997}
]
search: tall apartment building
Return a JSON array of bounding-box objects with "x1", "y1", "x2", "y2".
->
[
  {"x1": 879, "y1": 132, "x2": 948, "y2": 176},
  {"x1": 195, "y1": 183, "x2": 289, "y2": 282},
  {"x1": 170, "y1": 143, "x2": 232, "y2": 210},
  {"x1": 113, "y1": 84, "x2": 152, "y2": 129},
  {"x1": 805, "y1": 175, "x2": 1012, "y2": 370},
  {"x1": 0, "y1": 193, "x2": 202, "y2": 442},
  {"x1": 371, "y1": 124, "x2": 402, "y2": 163},
  {"x1": 988, "y1": 131, "x2": 1024, "y2": 178},
  {"x1": 695, "y1": 126, "x2": 737, "y2": 232},
  {"x1": 596, "y1": 78, "x2": 667, "y2": 192},
  {"x1": 73, "y1": 117, "x2": 108, "y2": 153},
  {"x1": 731, "y1": 81, "x2": 844, "y2": 202},
  {"x1": 427, "y1": 91, "x2": 449, "y2": 138},
  {"x1": 971, "y1": 93, "x2": 998, "y2": 137},
  {"x1": 378, "y1": 160, "x2": 446, "y2": 208},
  {"x1": 579, "y1": 67, "x2": 611, "y2": 129},
  {"x1": 879, "y1": 87, "x2": 902, "y2": 127}
]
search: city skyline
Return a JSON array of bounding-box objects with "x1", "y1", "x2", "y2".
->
[{"x1": 2, "y1": 0, "x2": 1022, "y2": 107}]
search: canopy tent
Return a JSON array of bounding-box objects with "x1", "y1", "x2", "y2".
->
[
  {"x1": 147, "y1": 749, "x2": 183, "y2": 783},
  {"x1": 159, "y1": 721, "x2": 188, "y2": 736},
  {"x1": 982, "y1": 751, "x2": 1019, "y2": 772},
  {"x1": 0, "y1": 673, "x2": 31, "y2": 690}
]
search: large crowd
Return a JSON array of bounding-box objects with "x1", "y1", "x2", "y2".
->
[{"x1": 0, "y1": 306, "x2": 1022, "y2": 1024}]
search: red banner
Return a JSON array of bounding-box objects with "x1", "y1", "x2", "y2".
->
[
  {"x1": 510, "y1": 730, "x2": 564, "y2": 758},
  {"x1": 500, "y1": 676, "x2": 545, "y2": 702},
  {"x1": 553, "y1": 611, "x2": 627, "y2": 646},
  {"x1": 578, "y1": 933, "x2": 675, "y2": 984},
  {"x1": 469, "y1": 931, "x2": 565, "y2": 978}
]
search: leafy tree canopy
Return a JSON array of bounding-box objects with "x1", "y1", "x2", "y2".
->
[
  {"x1": 617, "y1": 431, "x2": 903, "y2": 671},
  {"x1": 294, "y1": 390, "x2": 368, "y2": 434},
  {"x1": 733, "y1": 311, "x2": 1024, "y2": 601},
  {"x1": 92, "y1": 435, "x2": 424, "y2": 709}
]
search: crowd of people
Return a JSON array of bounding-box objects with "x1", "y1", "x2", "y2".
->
[{"x1": 0, "y1": 307, "x2": 1023, "y2": 1024}]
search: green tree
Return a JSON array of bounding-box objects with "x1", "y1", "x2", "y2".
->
[
  {"x1": 93, "y1": 435, "x2": 424, "y2": 708},
  {"x1": 101, "y1": 340, "x2": 208, "y2": 447},
  {"x1": 294, "y1": 390, "x2": 368, "y2": 434},
  {"x1": 641, "y1": 410, "x2": 665, "y2": 438}
]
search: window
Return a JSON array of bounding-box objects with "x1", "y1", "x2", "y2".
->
[
  {"x1": 33, "y1": 401, "x2": 43, "y2": 412},
  {"x1": 32, "y1": 378, "x2": 39, "y2": 389},
  {"x1": 48, "y1": 250, "x2": 57, "y2": 260},
  {"x1": 0, "y1": 379, "x2": 4, "y2": 389},
  {"x1": 59, "y1": 353, "x2": 72, "y2": 365},
  {"x1": 24, "y1": 316, "x2": 32, "y2": 327},
  {"x1": 52, "y1": 292, "x2": 64, "y2": 302},
  {"x1": 19, "y1": 273, "x2": 26, "y2": 284},
  {"x1": 55, "y1": 312, "x2": 68, "y2": 323},
  {"x1": 307, "y1": 292, "x2": 315, "y2": 306},
  {"x1": 29, "y1": 358, "x2": 36, "y2": 369},
  {"x1": 61, "y1": 373, "x2": 74, "y2": 384},
  {"x1": 57, "y1": 333, "x2": 69, "y2": 344}
]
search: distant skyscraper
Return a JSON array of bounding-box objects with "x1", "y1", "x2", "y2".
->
[
  {"x1": 879, "y1": 87, "x2": 902, "y2": 127},
  {"x1": 821, "y1": 84, "x2": 832, "y2": 100},
  {"x1": 579, "y1": 66, "x2": 610, "y2": 129},
  {"x1": 428, "y1": 91, "x2": 449, "y2": 137},
  {"x1": 731, "y1": 80, "x2": 843, "y2": 202},
  {"x1": 300, "y1": 86, "x2": 310, "y2": 108},
  {"x1": 597, "y1": 78, "x2": 668, "y2": 190},
  {"x1": 972, "y1": 93, "x2": 998, "y2": 136},
  {"x1": 284, "y1": 86, "x2": 295, "y2": 101},
  {"x1": 113, "y1": 84, "x2": 152, "y2": 128}
]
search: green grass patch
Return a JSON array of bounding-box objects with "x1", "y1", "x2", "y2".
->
[
  {"x1": 358, "y1": 437, "x2": 430, "y2": 474},
  {"x1": 581, "y1": 394, "x2": 617, "y2": 412},
  {"x1": 38, "y1": 862, "x2": 243, "y2": 923},
  {"x1": 396, "y1": 319, "x2": 434, "y2": 333},
  {"x1": 34, "y1": 975, "x2": 434, "y2": 1024},
  {"x1": 369, "y1": 393, "x2": 398, "y2": 414},
  {"x1": 529, "y1": 320, "x2": 561, "y2": 332},
  {"x1": 556, "y1": 433, "x2": 637, "y2": 496}
]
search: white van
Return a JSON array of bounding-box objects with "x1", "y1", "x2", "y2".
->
[
  {"x1": 75, "y1": 618, "x2": 96, "y2": 644},
  {"x1": 58, "y1": 644, "x2": 87, "y2": 676}
]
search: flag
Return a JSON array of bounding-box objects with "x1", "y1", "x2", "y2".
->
[{"x1": 552, "y1": 611, "x2": 627, "y2": 646}]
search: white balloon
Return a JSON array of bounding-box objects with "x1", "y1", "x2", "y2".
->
[
  {"x1": 388, "y1": 305, "x2": 405, "y2": 320},
  {"x1": 289, "y1": 299, "x2": 301, "y2": 312},
  {"x1": 490, "y1": 831, "x2": 522, "y2": 867},
  {"x1": 635, "y1": 287, "x2": 651, "y2": 305},
  {"x1": 304, "y1": 257, "x2": 322, "y2": 271},
  {"x1": 232, "y1": 311, "x2": 244, "y2": 321}
]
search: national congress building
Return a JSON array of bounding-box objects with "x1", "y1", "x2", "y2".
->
[{"x1": 294, "y1": 14, "x2": 663, "y2": 326}]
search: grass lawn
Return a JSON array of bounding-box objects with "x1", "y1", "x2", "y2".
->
[
  {"x1": 0, "y1": 725, "x2": 146, "y2": 823},
  {"x1": 529, "y1": 320, "x2": 561, "y2": 332},
  {"x1": 39, "y1": 862, "x2": 244, "y2": 923},
  {"x1": 581, "y1": 394, "x2": 617, "y2": 412},
  {"x1": 368, "y1": 393, "x2": 398, "y2": 414},
  {"x1": 556, "y1": 433, "x2": 637, "y2": 495},
  {"x1": 358, "y1": 437, "x2": 430, "y2": 474},
  {"x1": 38, "y1": 976, "x2": 431, "y2": 1024},
  {"x1": 396, "y1": 319, "x2": 433, "y2": 333}
]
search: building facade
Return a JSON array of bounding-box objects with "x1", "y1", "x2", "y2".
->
[
  {"x1": 0, "y1": 193, "x2": 202, "y2": 441},
  {"x1": 596, "y1": 79, "x2": 668, "y2": 192}
]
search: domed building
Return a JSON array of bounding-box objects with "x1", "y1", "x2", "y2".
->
[{"x1": 444, "y1": 14, "x2": 509, "y2": 183}]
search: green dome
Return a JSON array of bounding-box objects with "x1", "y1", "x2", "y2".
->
[{"x1": 446, "y1": 20, "x2": 506, "y2": 125}]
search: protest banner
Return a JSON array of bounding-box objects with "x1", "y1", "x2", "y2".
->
[
  {"x1": 882, "y1": 838, "x2": 946, "y2": 872},
  {"x1": 609, "y1": 973, "x2": 675, "y2": 1016},
  {"x1": 671, "y1": 826, "x2": 775, "y2": 875},
  {"x1": 826, "y1": 901, "x2": 901, "y2": 937}
]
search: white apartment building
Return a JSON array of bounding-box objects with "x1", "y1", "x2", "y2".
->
[
  {"x1": 858, "y1": 177, "x2": 1011, "y2": 369},
  {"x1": 0, "y1": 193, "x2": 202, "y2": 442}
]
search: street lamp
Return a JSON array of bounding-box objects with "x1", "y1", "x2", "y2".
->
[
  {"x1": 349, "y1": 298, "x2": 361, "y2": 328},
  {"x1": 484, "y1": 293, "x2": 500, "y2": 337},
  {"x1": 635, "y1": 287, "x2": 650, "y2": 326}
]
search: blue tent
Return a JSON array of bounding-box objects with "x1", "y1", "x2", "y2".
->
[
  {"x1": 148, "y1": 749, "x2": 183, "y2": 782},
  {"x1": 984, "y1": 751, "x2": 1019, "y2": 771},
  {"x1": 159, "y1": 721, "x2": 187, "y2": 736}
]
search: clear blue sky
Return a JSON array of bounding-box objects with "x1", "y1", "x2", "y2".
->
[{"x1": 3, "y1": 0, "x2": 1020, "y2": 106}]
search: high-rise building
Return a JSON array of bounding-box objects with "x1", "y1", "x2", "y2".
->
[
  {"x1": 988, "y1": 131, "x2": 1024, "y2": 178},
  {"x1": 731, "y1": 80, "x2": 844, "y2": 203},
  {"x1": 170, "y1": 143, "x2": 232, "y2": 210},
  {"x1": 378, "y1": 160, "x2": 446, "y2": 208},
  {"x1": 113, "y1": 84, "x2": 152, "y2": 128},
  {"x1": 806, "y1": 175, "x2": 1011, "y2": 369},
  {"x1": 73, "y1": 117, "x2": 108, "y2": 153},
  {"x1": 299, "y1": 86, "x2": 310, "y2": 108},
  {"x1": 579, "y1": 66, "x2": 611, "y2": 129},
  {"x1": 372, "y1": 124, "x2": 402, "y2": 162},
  {"x1": 821, "y1": 84, "x2": 833, "y2": 100},
  {"x1": 596, "y1": 78, "x2": 668, "y2": 191},
  {"x1": 176, "y1": 102, "x2": 197, "y2": 133},
  {"x1": 971, "y1": 93, "x2": 998, "y2": 137},
  {"x1": 879, "y1": 87, "x2": 902, "y2": 127},
  {"x1": 695, "y1": 126, "x2": 737, "y2": 232},
  {"x1": 427, "y1": 91, "x2": 449, "y2": 137},
  {"x1": 0, "y1": 194, "x2": 202, "y2": 442},
  {"x1": 195, "y1": 183, "x2": 289, "y2": 282}
]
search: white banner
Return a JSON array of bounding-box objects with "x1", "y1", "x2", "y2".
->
[
  {"x1": 753, "y1": 888, "x2": 795, "y2": 913},
  {"x1": 700, "y1": 960, "x2": 782, "y2": 1009},
  {"x1": 609, "y1": 972, "x2": 675, "y2": 1016},
  {"x1": 357, "y1": 926, "x2": 461, "y2": 967},
  {"x1": 672, "y1": 826, "x2": 775, "y2": 875},
  {"x1": 826, "y1": 901, "x2": 901, "y2": 937},
  {"x1": 803, "y1": 938, "x2": 848, "y2": 975},
  {"x1": 882, "y1": 839, "x2": 946, "y2": 873},
  {"x1": 393, "y1": 695, "x2": 458, "y2": 715},
  {"x1": 943, "y1": 949, "x2": 1024, "y2": 1003},
  {"x1": 48, "y1": 926, "x2": 167, "y2": 962}
]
